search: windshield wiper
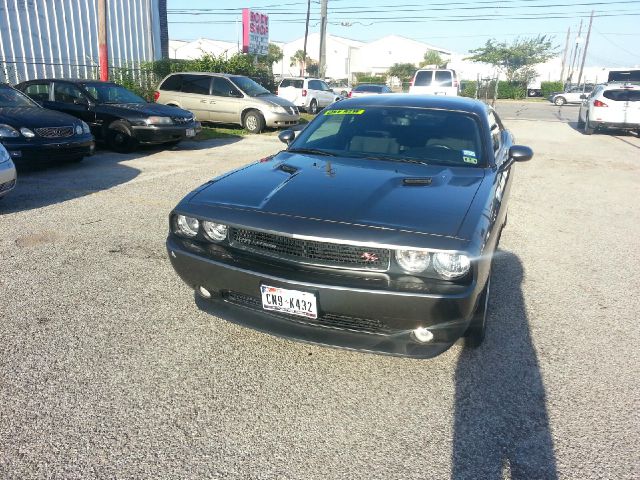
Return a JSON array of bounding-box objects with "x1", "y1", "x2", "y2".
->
[
  {"x1": 254, "y1": 92, "x2": 272, "y2": 97},
  {"x1": 287, "y1": 147, "x2": 336, "y2": 157},
  {"x1": 349, "y1": 154, "x2": 430, "y2": 165}
]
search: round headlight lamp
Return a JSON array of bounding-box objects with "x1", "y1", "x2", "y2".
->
[
  {"x1": 174, "y1": 215, "x2": 199, "y2": 238},
  {"x1": 202, "y1": 221, "x2": 228, "y2": 242},
  {"x1": 395, "y1": 249, "x2": 430, "y2": 274},
  {"x1": 432, "y1": 252, "x2": 471, "y2": 279}
]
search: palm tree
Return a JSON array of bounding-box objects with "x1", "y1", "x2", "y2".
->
[{"x1": 290, "y1": 49, "x2": 310, "y2": 76}]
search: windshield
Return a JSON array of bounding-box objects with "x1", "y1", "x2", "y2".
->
[
  {"x1": 0, "y1": 86, "x2": 40, "y2": 107},
  {"x1": 354, "y1": 85, "x2": 383, "y2": 92},
  {"x1": 82, "y1": 83, "x2": 146, "y2": 104},
  {"x1": 291, "y1": 106, "x2": 484, "y2": 167},
  {"x1": 230, "y1": 76, "x2": 271, "y2": 97}
]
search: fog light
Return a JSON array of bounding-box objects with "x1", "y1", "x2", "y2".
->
[
  {"x1": 197, "y1": 286, "x2": 212, "y2": 299},
  {"x1": 412, "y1": 327, "x2": 434, "y2": 343}
]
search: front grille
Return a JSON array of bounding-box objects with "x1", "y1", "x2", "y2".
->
[
  {"x1": 229, "y1": 227, "x2": 390, "y2": 271},
  {"x1": 0, "y1": 179, "x2": 16, "y2": 193},
  {"x1": 224, "y1": 290, "x2": 392, "y2": 335},
  {"x1": 171, "y1": 116, "x2": 191, "y2": 124},
  {"x1": 35, "y1": 126, "x2": 74, "y2": 138}
]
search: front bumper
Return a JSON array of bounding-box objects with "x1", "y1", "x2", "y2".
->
[
  {"x1": 166, "y1": 236, "x2": 480, "y2": 358},
  {"x1": 132, "y1": 121, "x2": 202, "y2": 144},
  {"x1": 263, "y1": 111, "x2": 300, "y2": 129},
  {"x1": 3, "y1": 135, "x2": 94, "y2": 163},
  {"x1": 0, "y1": 159, "x2": 17, "y2": 197}
]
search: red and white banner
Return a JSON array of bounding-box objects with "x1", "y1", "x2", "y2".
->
[{"x1": 242, "y1": 9, "x2": 269, "y2": 56}]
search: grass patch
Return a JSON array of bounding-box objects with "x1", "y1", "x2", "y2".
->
[
  {"x1": 195, "y1": 125, "x2": 249, "y2": 141},
  {"x1": 300, "y1": 113, "x2": 316, "y2": 124}
]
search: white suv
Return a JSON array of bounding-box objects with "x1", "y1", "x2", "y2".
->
[
  {"x1": 578, "y1": 83, "x2": 640, "y2": 135},
  {"x1": 408, "y1": 69, "x2": 459, "y2": 96},
  {"x1": 277, "y1": 78, "x2": 341, "y2": 114}
]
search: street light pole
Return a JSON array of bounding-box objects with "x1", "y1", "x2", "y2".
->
[
  {"x1": 577, "y1": 11, "x2": 594, "y2": 87},
  {"x1": 319, "y1": 0, "x2": 328, "y2": 79}
]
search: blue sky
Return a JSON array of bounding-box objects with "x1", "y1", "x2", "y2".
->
[{"x1": 167, "y1": 0, "x2": 640, "y2": 68}]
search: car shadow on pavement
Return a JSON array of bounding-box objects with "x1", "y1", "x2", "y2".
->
[
  {"x1": 452, "y1": 250, "x2": 558, "y2": 479},
  {"x1": 0, "y1": 155, "x2": 140, "y2": 214}
]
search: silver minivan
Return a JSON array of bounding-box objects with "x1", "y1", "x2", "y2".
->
[{"x1": 155, "y1": 73, "x2": 299, "y2": 133}]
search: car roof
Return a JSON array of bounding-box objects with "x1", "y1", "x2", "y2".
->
[
  {"x1": 19, "y1": 78, "x2": 120, "y2": 86},
  {"x1": 327, "y1": 94, "x2": 489, "y2": 116},
  {"x1": 165, "y1": 72, "x2": 240, "y2": 78}
]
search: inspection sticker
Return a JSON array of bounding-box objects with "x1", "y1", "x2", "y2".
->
[
  {"x1": 324, "y1": 109, "x2": 366, "y2": 115},
  {"x1": 463, "y1": 156, "x2": 478, "y2": 164},
  {"x1": 463, "y1": 150, "x2": 476, "y2": 157}
]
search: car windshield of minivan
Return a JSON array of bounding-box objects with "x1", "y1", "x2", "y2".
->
[
  {"x1": 230, "y1": 76, "x2": 271, "y2": 97},
  {"x1": 83, "y1": 83, "x2": 146, "y2": 104},
  {"x1": 291, "y1": 107, "x2": 483, "y2": 167},
  {"x1": 0, "y1": 87, "x2": 39, "y2": 108}
]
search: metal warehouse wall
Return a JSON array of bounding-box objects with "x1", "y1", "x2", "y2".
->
[{"x1": 0, "y1": 0, "x2": 164, "y2": 84}]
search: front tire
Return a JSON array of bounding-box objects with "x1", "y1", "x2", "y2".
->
[
  {"x1": 106, "y1": 120, "x2": 138, "y2": 152},
  {"x1": 464, "y1": 277, "x2": 490, "y2": 348},
  {"x1": 243, "y1": 110, "x2": 265, "y2": 134},
  {"x1": 583, "y1": 114, "x2": 595, "y2": 135},
  {"x1": 309, "y1": 99, "x2": 319, "y2": 114},
  {"x1": 554, "y1": 96, "x2": 566, "y2": 106}
]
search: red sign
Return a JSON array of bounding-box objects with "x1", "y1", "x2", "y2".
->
[{"x1": 242, "y1": 9, "x2": 269, "y2": 56}]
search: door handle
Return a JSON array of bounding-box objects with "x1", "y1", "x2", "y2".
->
[{"x1": 209, "y1": 100, "x2": 216, "y2": 104}]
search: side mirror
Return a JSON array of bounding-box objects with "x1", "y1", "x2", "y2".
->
[
  {"x1": 278, "y1": 130, "x2": 295, "y2": 145},
  {"x1": 508, "y1": 145, "x2": 533, "y2": 162}
]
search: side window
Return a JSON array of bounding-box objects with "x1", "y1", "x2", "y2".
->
[
  {"x1": 319, "y1": 81, "x2": 331, "y2": 91},
  {"x1": 308, "y1": 80, "x2": 322, "y2": 91},
  {"x1": 54, "y1": 83, "x2": 86, "y2": 104},
  {"x1": 24, "y1": 83, "x2": 50, "y2": 102},
  {"x1": 160, "y1": 75, "x2": 182, "y2": 91},
  {"x1": 292, "y1": 79, "x2": 304, "y2": 89},
  {"x1": 414, "y1": 71, "x2": 433, "y2": 86},
  {"x1": 212, "y1": 77, "x2": 237, "y2": 97},
  {"x1": 434, "y1": 71, "x2": 452, "y2": 87},
  {"x1": 181, "y1": 75, "x2": 211, "y2": 95},
  {"x1": 488, "y1": 111, "x2": 501, "y2": 151}
]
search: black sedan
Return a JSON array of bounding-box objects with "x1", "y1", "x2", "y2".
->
[
  {"x1": 16, "y1": 79, "x2": 201, "y2": 152},
  {"x1": 166, "y1": 95, "x2": 532, "y2": 358},
  {"x1": 0, "y1": 83, "x2": 94, "y2": 163}
]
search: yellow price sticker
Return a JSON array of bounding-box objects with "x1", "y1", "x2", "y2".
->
[{"x1": 324, "y1": 109, "x2": 366, "y2": 116}]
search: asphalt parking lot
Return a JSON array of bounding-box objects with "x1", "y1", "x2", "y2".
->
[{"x1": 1, "y1": 101, "x2": 639, "y2": 479}]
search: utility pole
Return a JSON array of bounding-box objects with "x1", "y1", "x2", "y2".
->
[
  {"x1": 559, "y1": 27, "x2": 571, "y2": 84},
  {"x1": 577, "y1": 11, "x2": 594, "y2": 87},
  {"x1": 319, "y1": 0, "x2": 328, "y2": 79},
  {"x1": 302, "y1": 0, "x2": 311, "y2": 76},
  {"x1": 98, "y1": 0, "x2": 108, "y2": 81},
  {"x1": 566, "y1": 19, "x2": 583, "y2": 84}
]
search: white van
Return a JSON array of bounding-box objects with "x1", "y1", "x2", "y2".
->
[{"x1": 408, "y1": 69, "x2": 459, "y2": 96}]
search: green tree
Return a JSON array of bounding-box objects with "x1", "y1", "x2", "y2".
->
[
  {"x1": 466, "y1": 36, "x2": 557, "y2": 83},
  {"x1": 257, "y1": 43, "x2": 284, "y2": 75},
  {"x1": 290, "y1": 49, "x2": 311, "y2": 76},
  {"x1": 420, "y1": 50, "x2": 446, "y2": 68},
  {"x1": 306, "y1": 61, "x2": 319, "y2": 77},
  {"x1": 387, "y1": 63, "x2": 416, "y2": 83}
]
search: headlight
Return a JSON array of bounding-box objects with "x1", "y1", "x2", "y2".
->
[
  {"x1": 146, "y1": 116, "x2": 172, "y2": 125},
  {"x1": 432, "y1": 252, "x2": 471, "y2": 279},
  {"x1": 20, "y1": 127, "x2": 35, "y2": 138},
  {"x1": 395, "y1": 249, "x2": 430, "y2": 274},
  {"x1": 268, "y1": 104, "x2": 287, "y2": 114},
  {"x1": 202, "y1": 221, "x2": 228, "y2": 242},
  {"x1": 75, "y1": 125, "x2": 83, "y2": 135},
  {"x1": 0, "y1": 124, "x2": 20, "y2": 138},
  {"x1": 174, "y1": 215, "x2": 199, "y2": 238},
  {"x1": 0, "y1": 145, "x2": 9, "y2": 164},
  {"x1": 81, "y1": 121, "x2": 91, "y2": 134}
]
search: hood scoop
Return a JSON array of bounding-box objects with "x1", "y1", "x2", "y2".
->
[
  {"x1": 278, "y1": 163, "x2": 299, "y2": 175},
  {"x1": 403, "y1": 177, "x2": 432, "y2": 186}
]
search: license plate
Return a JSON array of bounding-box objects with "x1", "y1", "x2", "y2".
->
[
  {"x1": 260, "y1": 285, "x2": 317, "y2": 319},
  {"x1": 185, "y1": 128, "x2": 195, "y2": 137}
]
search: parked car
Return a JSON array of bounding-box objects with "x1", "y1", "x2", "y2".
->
[
  {"x1": 0, "y1": 143, "x2": 16, "y2": 199},
  {"x1": 409, "y1": 69, "x2": 460, "y2": 96},
  {"x1": 277, "y1": 77, "x2": 341, "y2": 114},
  {"x1": 16, "y1": 79, "x2": 200, "y2": 152},
  {"x1": 327, "y1": 79, "x2": 352, "y2": 97},
  {"x1": 156, "y1": 72, "x2": 299, "y2": 134},
  {"x1": 348, "y1": 84, "x2": 392, "y2": 97},
  {"x1": 165, "y1": 95, "x2": 533, "y2": 358},
  {"x1": 0, "y1": 83, "x2": 94, "y2": 162},
  {"x1": 549, "y1": 85, "x2": 594, "y2": 106},
  {"x1": 578, "y1": 83, "x2": 640, "y2": 135}
]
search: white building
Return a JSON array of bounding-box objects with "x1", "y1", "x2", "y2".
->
[{"x1": 170, "y1": 38, "x2": 241, "y2": 60}]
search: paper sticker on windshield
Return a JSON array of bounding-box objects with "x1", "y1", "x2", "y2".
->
[
  {"x1": 463, "y1": 150, "x2": 476, "y2": 157},
  {"x1": 324, "y1": 109, "x2": 365, "y2": 116},
  {"x1": 463, "y1": 156, "x2": 478, "y2": 165}
]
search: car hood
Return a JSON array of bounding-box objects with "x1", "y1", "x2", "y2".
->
[
  {"x1": 95, "y1": 102, "x2": 192, "y2": 118},
  {"x1": 255, "y1": 94, "x2": 296, "y2": 108},
  {"x1": 0, "y1": 107, "x2": 80, "y2": 127},
  {"x1": 189, "y1": 152, "x2": 485, "y2": 239}
]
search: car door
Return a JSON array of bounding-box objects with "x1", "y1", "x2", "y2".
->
[
  {"x1": 489, "y1": 111, "x2": 513, "y2": 238},
  {"x1": 179, "y1": 74, "x2": 213, "y2": 122},
  {"x1": 307, "y1": 80, "x2": 324, "y2": 106},
  {"x1": 318, "y1": 80, "x2": 335, "y2": 106},
  {"x1": 49, "y1": 82, "x2": 96, "y2": 124},
  {"x1": 210, "y1": 77, "x2": 244, "y2": 124}
]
